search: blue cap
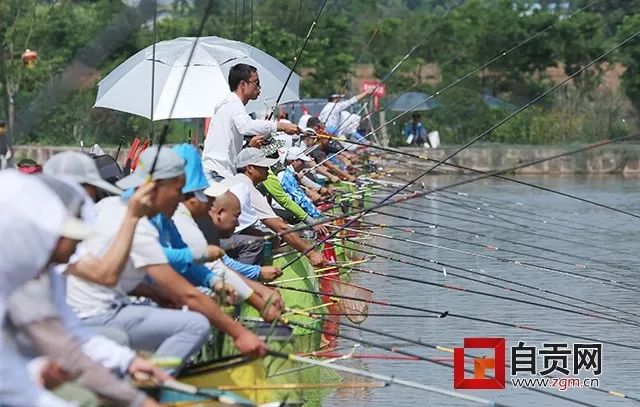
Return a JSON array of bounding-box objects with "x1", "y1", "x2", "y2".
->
[{"x1": 171, "y1": 144, "x2": 208, "y2": 199}]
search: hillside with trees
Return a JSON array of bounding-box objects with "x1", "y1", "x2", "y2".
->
[{"x1": 1, "y1": 0, "x2": 640, "y2": 147}]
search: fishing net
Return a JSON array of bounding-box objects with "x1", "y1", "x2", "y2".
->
[{"x1": 322, "y1": 277, "x2": 372, "y2": 324}]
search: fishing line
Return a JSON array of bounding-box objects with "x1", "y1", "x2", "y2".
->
[
  {"x1": 269, "y1": 349, "x2": 510, "y2": 406},
  {"x1": 372, "y1": 209, "x2": 640, "y2": 285},
  {"x1": 280, "y1": 314, "x2": 639, "y2": 405},
  {"x1": 338, "y1": 133, "x2": 640, "y2": 222},
  {"x1": 329, "y1": 240, "x2": 640, "y2": 325},
  {"x1": 428, "y1": 190, "x2": 621, "y2": 235},
  {"x1": 357, "y1": 221, "x2": 640, "y2": 319},
  {"x1": 315, "y1": 0, "x2": 604, "y2": 171},
  {"x1": 149, "y1": 0, "x2": 158, "y2": 142},
  {"x1": 278, "y1": 134, "x2": 638, "y2": 272},
  {"x1": 372, "y1": 178, "x2": 615, "y2": 236},
  {"x1": 273, "y1": 284, "x2": 640, "y2": 350},
  {"x1": 266, "y1": 0, "x2": 329, "y2": 119},
  {"x1": 148, "y1": 0, "x2": 215, "y2": 176},
  {"x1": 279, "y1": 27, "x2": 640, "y2": 274},
  {"x1": 387, "y1": 199, "x2": 638, "y2": 261}
]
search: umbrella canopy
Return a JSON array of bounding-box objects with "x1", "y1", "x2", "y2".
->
[
  {"x1": 94, "y1": 36, "x2": 300, "y2": 120},
  {"x1": 482, "y1": 92, "x2": 517, "y2": 111},
  {"x1": 387, "y1": 91, "x2": 440, "y2": 112}
]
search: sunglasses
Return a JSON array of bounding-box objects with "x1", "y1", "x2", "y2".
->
[{"x1": 245, "y1": 79, "x2": 261, "y2": 88}]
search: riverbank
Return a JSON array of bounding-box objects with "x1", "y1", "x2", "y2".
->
[{"x1": 12, "y1": 143, "x2": 640, "y2": 174}]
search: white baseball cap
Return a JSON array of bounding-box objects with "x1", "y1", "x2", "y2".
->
[
  {"x1": 37, "y1": 175, "x2": 92, "y2": 240},
  {"x1": 235, "y1": 147, "x2": 279, "y2": 169},
  {"x1": 116, "y1": 146, "x2": 184, "y2": 190},
  {"x1": 44, "y1": 151, "x2": 123, "y2": 196}
]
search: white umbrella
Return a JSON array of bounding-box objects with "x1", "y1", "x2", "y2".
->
[{"x1": 94, "y1": 36, "x2": 300, "y2": 120}]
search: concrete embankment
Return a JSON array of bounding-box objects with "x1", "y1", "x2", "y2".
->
[
  {"x1": 11, "y1": 144, "x2": 640, "y2": 175},
  {"x1": 387, "y1": 144, "x2": 640, "y2": 175}
]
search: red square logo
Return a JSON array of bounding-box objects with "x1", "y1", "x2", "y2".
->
[{"x1": 454, "y1": 337, "x2": 505, "y2": 389}]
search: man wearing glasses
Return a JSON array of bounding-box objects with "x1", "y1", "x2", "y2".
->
[{"x1": 202, "y1": 63, "x2": 299, "y2": 181}]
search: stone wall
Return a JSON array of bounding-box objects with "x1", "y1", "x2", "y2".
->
[
  {"x1": 13, "y1": 145, "x2": 124, "y2": 166},
  {"x1": 12, "y1": 144, "x2": 640, "y2": 175},
  {"x1": 389, "y1": 144, "x2": 640, "y2": 175}
]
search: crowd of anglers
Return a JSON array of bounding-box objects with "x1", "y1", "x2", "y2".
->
[{"x1": 0, "y1": 62, "x2": 371, "y2": 406}]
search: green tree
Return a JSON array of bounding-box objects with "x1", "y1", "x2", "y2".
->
[{"x1": 616, "y1": 13, "x2": 640, "y2": 110}]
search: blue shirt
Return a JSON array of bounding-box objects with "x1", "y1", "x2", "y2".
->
[
  {"x1": 221, "y1": 255, "x2": 261, "y2": 280},
  {"x1": 149, "y1": 213, "x2": 215, "y2": 288},
  {"x1": 279, "y1": 166, "x2": 323, "y2": 219},
  {"x1": 403, "y1": 121, "x2": 427, "y2": 140}
]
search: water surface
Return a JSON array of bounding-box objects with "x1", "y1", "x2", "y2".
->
[{"x1": 321, "y1": 175, "x2": 640, "y2": 407}]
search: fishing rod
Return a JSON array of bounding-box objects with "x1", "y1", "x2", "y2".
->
[
  {"x1": 357, "y1": 180, "x2": 636, "y2": 273},
  {"x1": 331, "y1": 222, "x2": 640, "y2": 315},
  {"x1": 321, "y1": 0, "x2": 464, "y2": 134},
  {"x1": 324, "y1": 0, "x2": 604, "y2": 153},
  {"x1": 280, "y1": 29, "x2": 640, "y2": 272},
  {"x1": 371, "y1": 178, "x2": 616, "y2": 236},
  {"x1": 148, "y1": 0, "x2": 215, "y2": 176},
  {"x1": 311, "y1": 0, "x2": 603, "y2": 172},
  {"x1": 273, "y1": 284, "x2": 640, "y2": 350},
  {"x1": 149, "y1": 0, "x2": 158, "y2": 140},
  {"x1": 415, "y1": 194, "x2": 544, "y2": 231},
  {"x1": 268, "y1": 350, "x2": 510, "y2": 406},
  {"x1": 427, "y1": 189, "x2": 622, "y2": 235},
  {"x1": 270, "y1": 134, "x2": 639, "y2": 266},
  {"x1": 372, "y1": 209, "x2": 640, "y2": 287},
  {"x1": 336, "y1": 133, "x2": 640, "y2": 223},
  {"x1": 266, "y1": 0, "x2": 328, "y2": 120},
  {"x1": 442, "y1": 190, "x2": 622, "y2": 234},
  {"x1": 327, "y1": 239, "x2": 640, "y2": 325},
  {"x1": 355, "y1": 221, "x2": 640, "y2": 319},
  {"x1": 390, "y1": 192, "x2": 593, "y2": 235},
  {"x1": 311, "y1": 312, "x2": 443, "y2": 318},
  {"x1": 281, "y1": 312, "x2": 640, "y2": 405},
  {"x1": 319, "y1": 24, "x2": 380, "y2": 127},
  {"x1": 373, "y1": 161, "x2": 625, "y2": 237},
  {"x1": 385, "y1": 198, "x2": 638, "y2": 262},
  {"x1": 278, "y1": 134, "x2": 640, "y2": 269},
  {"x1": 280, "y1": 316, "x2": 607, "y2": 407},
  {"x1": 340, "y1": 241, "x2": 640, "y2": 322}
]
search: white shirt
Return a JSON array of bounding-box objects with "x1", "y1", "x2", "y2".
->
[
  {"x1": 222, "y1": 173, "x2": 277, "y2": 220},
  {"x1": 228, "y1": 183, "x2": 259, "y2": 232},
  {"x1": 66, "y1": 197, "x2": 168, "y2": 319},
  {"x1": 8, "y1": 270, "x2": 136, "y2": 375},
  {"x1": 202, "y1": 92, "x2": 278, "y2": 179},
  {"x1": 171, "y1": 203, "x2": 254, "y2": 302},
  {"x1": 339, "y1": 110, "x2": 361, "y2": 135},
  {"x1": 172, "y1": 203, "x2": 209, "y2": 263},
  {"x1": 0, "y1": 171, "x2": 71, "y2": 407},
  {"x1": 298, "y1": 113, "x2": 311, "y2": 129},
  {"x1": 318, "y1": 96, "x2": 357, "y2": 130}
]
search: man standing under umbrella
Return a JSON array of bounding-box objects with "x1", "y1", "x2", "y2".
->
[{"x1": 202, "y1": 63, "x2": 299, "y2": 181}]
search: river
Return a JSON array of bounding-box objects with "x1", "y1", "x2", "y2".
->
[{"x1": 320, "y1": 175, "x2": 640, "y2": 407}]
